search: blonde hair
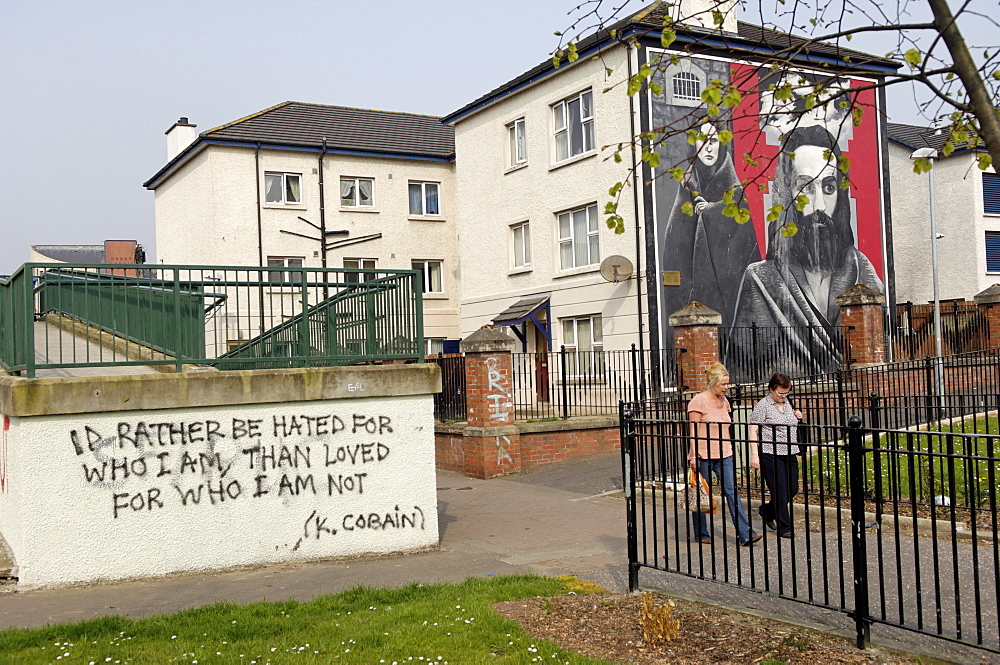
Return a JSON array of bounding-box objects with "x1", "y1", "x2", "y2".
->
[{"x1": 705, "y1": 362, "x2": 729, "y2": 387}]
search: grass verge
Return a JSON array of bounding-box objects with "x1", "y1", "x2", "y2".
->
[{"x1": 0, "y1": 575, "x2": 611, "y2": 665}]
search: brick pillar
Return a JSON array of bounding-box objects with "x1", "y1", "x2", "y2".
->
[
  {"x1": 836, "y1": 284, "x2": 886, "y2": 366},
  {"x1": 974, "y1": 284, "x2": 1000, "y2": 350},
  {"x1": 458, "y1": 327, "x2": 521, "y2": 479},
  {"x1": 669, "y1": 302, "x2": 721, "y2": 392}
]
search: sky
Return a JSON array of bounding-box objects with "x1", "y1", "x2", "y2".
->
[{"x1": 1, "y1": 0, "x2": 992, "y2": 276}]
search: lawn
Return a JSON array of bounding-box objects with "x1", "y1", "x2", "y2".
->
[{"x1": 0, "y1": 575, "x2": 612, "y2": 665}]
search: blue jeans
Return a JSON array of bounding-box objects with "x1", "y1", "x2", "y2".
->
[{"x1": 691, "y1": 457, "x2": 756, "y2": 544}]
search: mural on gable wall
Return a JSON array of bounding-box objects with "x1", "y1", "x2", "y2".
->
[{"x1": 649, "y1": 53, "x2": 885, "y2": 381}]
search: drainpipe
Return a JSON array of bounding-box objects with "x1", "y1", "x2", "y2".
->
[
  {"x1": 626, "y1": 40, "x2": 647, "y2": 398},
  {"x1": 255, "y1": 143, "x2": 263, "y2": 266},
  {"x1": 318, "y1": 138, "x2": 328, "y2": 268}
]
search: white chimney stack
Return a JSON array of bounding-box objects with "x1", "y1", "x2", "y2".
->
[
  {"x1": 165, "y1": 117, "x2": 197, "y2": 161},
  {"x1": 671, "y1": 0, "x2": 739, "y2": 34}
]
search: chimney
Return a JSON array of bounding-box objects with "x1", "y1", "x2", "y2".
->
[
  {"x1": 165, "y1": 117, "x2": 197, "y2": 161},
  {"x1": 671, "y1": 0, "x2": 738, "y2": 34}
]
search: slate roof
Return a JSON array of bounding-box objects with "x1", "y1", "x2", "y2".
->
[
  {"x1": 444, "y1": 0, "x2": 899, "y2": 124},
  {"x1": 493, "y1": 295, "x2": 550, "y2": 326},
  {"x1": 202, "y1": 102, "x2": 454, "y2": 159},
  {"x1": 887, "y1": 122, "x2": 986, "y2": 155},
  {"x1": 145, "y1": 102, "x2": 454, "y2": 188}
]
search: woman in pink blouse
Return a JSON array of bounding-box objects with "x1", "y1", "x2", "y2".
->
[{"x1": 688, "y1": 362, "x2": 761, "y2": 546}]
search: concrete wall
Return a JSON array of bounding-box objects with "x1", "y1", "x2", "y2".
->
[
  {"x1": 452, "y1": 45, "x2": 646, "y2": 352},
  {"x1": 890, "y1": 142, "x2": 1000, "y2": 303},
  {"x1": 153, "y1": 145, "x2": 459, "y2": 342},
  {"x1": 0, "y1": 364, "x2": 440, "y2": 588}
]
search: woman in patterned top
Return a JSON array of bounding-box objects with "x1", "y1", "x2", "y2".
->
[
  {"x1": 687, "y1": 362, "x2": 761, "y2": 547},
  {"x1": 749, "y1": 373, "x2": 804, "y2": 539}
]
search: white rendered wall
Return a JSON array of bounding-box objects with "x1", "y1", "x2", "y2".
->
[
  {"x1": 889, "y1": 142, "x2": 1000, "y2": 303},
  {"x1": 0, "y1": 394, "x2": 437, "y2": 587},
  {"x1": 452, "y1": 46, "x2": 646, "y2": 351},
  {"x1": 152, "y1": 146, "x2": 459, "y2": 341}
]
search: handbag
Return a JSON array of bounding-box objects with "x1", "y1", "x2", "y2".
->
[
  {"x1": 790, "y1": 398, "x2": 810, "y2": 445},
  {"x1": 683, "y1": 467, "x2": 718, "y2": 514}
]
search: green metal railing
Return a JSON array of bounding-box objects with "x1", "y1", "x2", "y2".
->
[{"x1": 0, "y1": 263, "x2": 424, "y2": 377}]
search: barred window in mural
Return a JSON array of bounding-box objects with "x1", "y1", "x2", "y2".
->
[{"x1": 650, "y1": 53, "x2": 885, "y2": 381}]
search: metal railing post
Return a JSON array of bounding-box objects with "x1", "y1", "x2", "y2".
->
[
  {"x1": 298, "y1": 268, "x2": 310, "y2": 365},
  {"x1": 847, "y1": 415, "x2": 872, "y2": 648},
  {"x1": 172, "y1": 269, "x2": 183, "y2": 372},
  {"x1": 560, "y1": 345, "x2": 569, "y2": 420},
  {"x1": 630, "y1": 343, "x2": 640, "y2": 403},
  {"x1": 23, "y1": 267, "x2": 36, "y2": 378},
  {"x1": 621, "y1": 405, "x2": 640, "y2": 591}
]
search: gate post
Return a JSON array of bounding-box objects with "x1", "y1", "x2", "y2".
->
[
  {"x1": 847, "y1": 415, "x2": 872, "y2": 648},
  {"x1": 620, "y1": 404, "x2": 640, "y2": 592},
  {"x1": 668, "y1": 302, "x2": 722, "y2": 393}
]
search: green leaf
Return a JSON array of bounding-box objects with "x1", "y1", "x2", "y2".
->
[
  {"x1": 852, "y1": 105, "x2": 864, "y2": 127},
  {"x1": 713, "y1": 10, "x2": 724, "y2": 25},
  {"x1": 723, "y1": 88, "x2": 742, "y2": 108},
  {"x1": 942, "y1": 141, "x2": 955, "y2": 156},
  {"x1": 661, "y1": 28, "x2": 676, "y2": 48},
  {"x1": 979, "y1": 153, "x2": 993, "y2": 170},
  {"x1": 608, "y1": 182, "x2": 624, "y2": 197},
  {"x1": 723, "y1": 203, "x2": 739, "y2": 218},
  {"x1": 649, "y1": 82, "x2": 663, "y2": 96},
  {"x1": 567, "y1": 42, "x2": 579, "y2": 63},
  {"x1": 911, "y1": 157, "x2": 933, "y2": 174},
  {"x1": 904, "y1": 49, "x2": 922, "y2": 69},
  {"x1": 837, "y1": 155, "x2": 850, "y2": 174},
  {"x1": 627, "y1": 75, "x2": 642, "y2": 96},
  {"x1": 743, "y1": 153, "x2": 759, "y2": 168},
  {"x1": 604, "y1": 201, "x2": 618, "y2": 214},
  {"x1": 681, "y1": 201, "x2": 694, "y2": 216},
  {"x1": 613, "y1": 151, "x2": 623, "y2": 164},
  {"x1": 718, "y1": 129, "x2": 733, "y2": 145},
  {"x1": 794, "y1": 194, "x2": 809, "y2": 211},
  {"x1": 552, "y1": 55, "x2": 561, "y2": 69},
  {"x1": 707, "y1": 104, "x2": 720, "y2": 116},
  {"x1": 669, "y1": 167, "x2": 685, "y2": 182},
  {"x1": 780, "y1": 220, "x2": 799, "y2": 238},
  {"x1": 766, "y1": 204, "x2": 784, "y2": 223},
  {"x1": 722, "y1": 188, "x2": 734, "y2": 205},
  {"x1": 734, "y1": 207, "x2": 752, "y2": 224}
]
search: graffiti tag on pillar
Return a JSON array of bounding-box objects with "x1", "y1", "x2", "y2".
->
[
  {"x1": 496, "y1": 435, "x2": 514, "y2": 466},
  {"x1": 485, "y1": 356, "x2": 513, "y2": 421}
]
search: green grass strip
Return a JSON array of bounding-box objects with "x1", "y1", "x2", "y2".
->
[{"x1": 0, "y1": 575, "x2": 613, "y2": 664}]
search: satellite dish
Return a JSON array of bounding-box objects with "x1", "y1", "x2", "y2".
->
[{"x1": 599, "y1": 255, "x2": 634, "y2": 283}]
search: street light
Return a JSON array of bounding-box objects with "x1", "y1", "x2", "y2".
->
[{"x1": 910, "y1": 147, "x2": 944, "y2": 401}]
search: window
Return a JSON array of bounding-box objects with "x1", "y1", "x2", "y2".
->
[
  {"x1": 343, "y1": 258, "x2": 377, "y2": 284},
  {"x1": 507, "y1": 118, "x2": 526, "y2": 167},
  {"x1": 511, "y1": 221, "x2": 531, "y2": 269},
  {"x1": 412, "y1": 260, "x2": 444, "y2": 294},
  {"x1": 552, "y1": 90, "x2": 594, "y2": 162},
  {"x1": 672, "y1": 72, "x2": 702, "y2": 101},
  {"x1": 264, "y1": 172, "x2": 301, "y2": 205},
  {"x1": 558, "y1": 204, "x2": 600, "y2": 270},
  {"x1": 340, "y1": 177, "x2": 374, "y2": 207},
  {"x1": 424, "y1": 338, "x2": 445, "y2": 355},
  {"x1": 408, "y1": 181, "x2": 440, "y2": 216},
  {"x1": 562, "y1": 315, "x2": 604, "y2": 377},
  {"x1": 987, "y1": 232, "x2": 1000, "y2": 272},
  {"x1": 984, "y1": 173, "x2": 1000, "y2": 214},
  {"x1": 266, "y1": 256, "x2": 304, "y2": 284}
]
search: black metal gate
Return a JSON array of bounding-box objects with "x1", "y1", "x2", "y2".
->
[{"x1": 620, "y1": 401, "x2": 1000, "y2": 654}]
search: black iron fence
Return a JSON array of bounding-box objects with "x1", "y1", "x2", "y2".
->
[
  {"x1": 720, "y1": 323, "x2": 853, "y2": 384},
  {"x1": 894, "y1": 300, "x2": 989, "y2": 361},
  {"x1": 621, "y1": 403, "x2": 1000, "y2": 653},
  {"x1": 509, "y1": 345, "x2": 682, "y2": 421},
  {"x1": 427, "y1": 354, "x2": 466, "y2": 422}
]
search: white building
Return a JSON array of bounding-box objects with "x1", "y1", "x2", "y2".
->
[
  {"x1": 144, "y1": 103, "x2": 460, "y2": 352},
  {"x1": 888, "y1": 122, "x2": 1000, "y2": 304}
]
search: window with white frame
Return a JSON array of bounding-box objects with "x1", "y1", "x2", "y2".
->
[
  {"x1": 672, "y1": 72, "x2": 702, "y2": 101},
  {"x1": 511, "y1": 221, "x2": 531, "y2": 269},
  {"x1": 266, "y1": 256, "x2": 304, "y2": 284},
  {"x1": 343, "y1": 258, "x2": 377, "y2": 284},
  {"x1": 562, "y1": 315, "x2": 604, "y2": 377},
  {"x1": 424, "y1": 338, "x2": 445, "y2": 355},
  {"x1": 412, "y1": 260, "x2": 444, "y2": 294},
  {"x1": 408, "y1": 181, "x2": 440, "y2": 216},
  {"x1": 264, "y1": 172, "x2": 302, "y2": 205},
  {"x1": 557, "y1": 204, "x2": 600, "y2": 270},
  {"x1": 340, "y1": 177, "x2": 374, "y2": 207},
  {"x1": 507, "y1": 118, "x2": 526, "y2": 167},
  {"x1": 984, "y1": 173, "x2": 1000, "y2": 215},
  {"x1": 552, "y1": 90, "x2": 594, "y2": 162}
]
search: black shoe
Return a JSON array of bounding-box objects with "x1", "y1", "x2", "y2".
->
[
  {"x1": 758, "y1": 506, "x2": 777, "y2": 531},
  {"x1": 778, "y1": 531, "x2": 793, "y2": 539},
  {"x1": 742, "y1": 534, "x2": 763, "y2": 546}
]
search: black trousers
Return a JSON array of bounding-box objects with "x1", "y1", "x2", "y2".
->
[{"x1": 759, "y1": 452, "x2": 799, "y2": 536}]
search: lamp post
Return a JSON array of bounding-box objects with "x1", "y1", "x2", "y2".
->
[{"x1": 910, "y1": 147, "x2": 944, "y2": 401}]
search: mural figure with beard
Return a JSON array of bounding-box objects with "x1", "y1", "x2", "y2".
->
[
  {"x1": 731, "y1": 125, "x2": 883, "y2": 377},
  {"x1": 660, "y1": 120, "x2": 759, "y2": 325}
]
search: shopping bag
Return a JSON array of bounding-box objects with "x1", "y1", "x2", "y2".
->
[{"x1": 683, "y1": 468, "x2": 718, "y2": 514}]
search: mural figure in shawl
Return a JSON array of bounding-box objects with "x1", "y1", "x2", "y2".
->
[
  {"x1": 731, "y1": 124, "x2": 883, "y2": 377},
  {"x1": 660, "y1": 119, "x2": 760, "y2": 325}
]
